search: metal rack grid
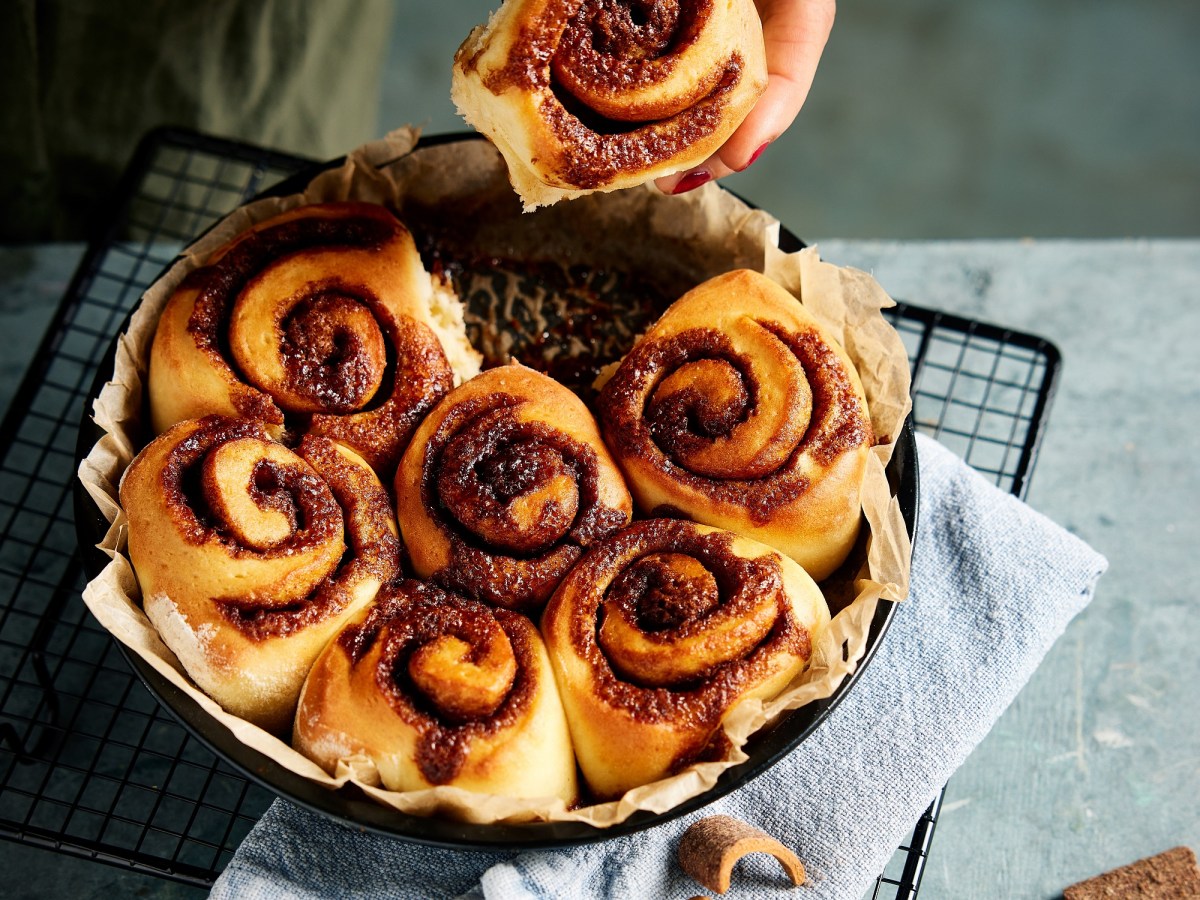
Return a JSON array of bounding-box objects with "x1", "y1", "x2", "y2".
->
[{"x1": 0, "y1": 127, "x2": 1059, "y2": 896}]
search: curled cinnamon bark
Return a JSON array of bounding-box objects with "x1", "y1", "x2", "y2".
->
[{"x1": 678, "y1": 815, "x2": 807, "y2": 894}]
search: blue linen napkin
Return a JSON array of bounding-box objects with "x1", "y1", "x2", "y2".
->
[{"x1": 210, "y1": 434, "x2": 1107, "y2": 899}]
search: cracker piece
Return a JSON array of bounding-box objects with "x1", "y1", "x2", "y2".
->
[
  {"x1": 1063, "y1": 846, "x2": 1200, "y2": 899},
  {"x1": 678, "y1": 814, "x2": 806, "y2": 894}
]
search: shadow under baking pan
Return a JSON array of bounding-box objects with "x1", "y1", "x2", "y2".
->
[{"x1": 73, "y1": 132, "x2": 918, "y2": 850}]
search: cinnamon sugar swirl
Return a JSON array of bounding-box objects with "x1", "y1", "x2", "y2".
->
[
  {"x1": 395, "y1": 364, "x2": 632, "y2": 613},
  {"x1": 149, "y1": 202, "x2": 480, "y2": 476},
  {"x1": 295, "y1": 580, "x2": 577, "y2": 804},
  {"x1": 120, "y1": 416, "x2": 402, "y2": 733},
  {"x1": 597, "y1": 269, "x2": 874, "y2": 581},
  {"x1": 452, "y1": 0, "x2": 768, "y2": 208},
  {"x1": 541, "y1": 518, "x2": 829, "y2": 799}
]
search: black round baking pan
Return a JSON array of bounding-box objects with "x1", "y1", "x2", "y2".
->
[{"x1": 73, "y1": 131, "x2": 918, "y2": 849}]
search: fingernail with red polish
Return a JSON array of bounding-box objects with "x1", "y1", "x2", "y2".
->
[
  {"x1": 739, "y1": 142, "x2": 770, "y2": 172},
  {"x1": 671, "y1": 170, "x2": 712, "y2": 195}
]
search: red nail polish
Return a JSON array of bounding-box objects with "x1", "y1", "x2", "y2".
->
[
  {"x1": 671, "y1": 170, "x2": 712, "y2": 195},
  {"x1": 739, "y1": 142, "x2": 770, "y2": 172}
]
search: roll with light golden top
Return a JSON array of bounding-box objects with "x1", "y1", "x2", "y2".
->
[
  {"x1": 120, "y1": 416, "x2": 402, "y2": 734},
  {"x1": 597, "y1": 269, "x2": 874, "y2": 581},
  {"x1": 395, "y1": 364, "x2": 633, "y2": 613},
  {"x1": 295, "y1": 579, "x2": 578, "y2": 804},
  {"x1": 541, "y1": 518, "x2": 830, "y2": 799},
  {"x1": 452, "y1": 0, "x2": 768, "y2": 209},
  {"x1": 149, "y1": 201, "x2": 480, "y2": 476}
]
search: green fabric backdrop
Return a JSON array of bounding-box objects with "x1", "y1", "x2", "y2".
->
[{"x1": 1, "y1": 0, "x2": 394, "y2": 241}]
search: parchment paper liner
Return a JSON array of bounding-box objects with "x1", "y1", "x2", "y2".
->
[{"x1": 77, "y1": 129, "x2": 913, "y2": 829}]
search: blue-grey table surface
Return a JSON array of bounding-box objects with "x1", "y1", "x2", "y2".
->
[{"x1": 1, "y1": 239, "x2": 1196, "y2": 899}]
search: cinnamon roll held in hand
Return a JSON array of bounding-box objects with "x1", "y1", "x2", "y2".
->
[
  {"x1": 396, "y1": 364, "x2": 633, "y2": 613},
  {"x1": 452, "y1": 0, "x2": 768, "y2": 208},
  {"x1": 541, "y1": 518, "x2": 830, "y2": 799},
  {"x1": 597, "y1": 269, "x2": 873, "y2": 581},
  {"x1": 149, "y1": 202, "x2": 480, "y2": 475},
  {"x1": 120, "y1": 416, "x2": 402, "y2": 733},
  {"x1": 295, "y1": 580, "x2": 578, "y2": 804}
]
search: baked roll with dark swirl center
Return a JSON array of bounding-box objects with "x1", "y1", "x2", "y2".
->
[
  {"x1": 149, "y1": 202, "x2": 479, "y2": 476},
  {"x1": 295, "y1": 579, "x2": 577, "y2": 804},
  {"x1": 597, "y1": 269, "x2": 874, "y2": 581},
  {"x1": 395, "y1": 364, "x2": 633, "y2": 612},
  {"x1": 120, "y1": 416, "x2": 402, "y2": 733},
  {"x1": 541, "y1": 518, "x2": 830, "y2": 799},
  {"x1": 452, "y1": 0, "x2": 768, "y2": 208}
]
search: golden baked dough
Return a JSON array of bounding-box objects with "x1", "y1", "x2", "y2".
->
[
  {"x1": 541, "y1": 518, "x2": 830, "y2": 799},
  {"x1": 295, "y1": 580, "x2": 578, "y2": 804},
  {"x1": 120, "y1": 416, "x2": 402, "y2": 734},
  {"x1": 452, "y1": 0, "x2": 768, "y2": 208},
  {"x1": 596, "y1": 269, "x2": 873, "y2": 581},
  {"x1": 395, "y1": 364, "x2": 633, "y2": 612},
  {"x1": 149, "y1": 201, "x2": 480, "y2": 475}
]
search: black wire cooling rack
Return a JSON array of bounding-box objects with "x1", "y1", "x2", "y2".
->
[{"x1": 0, "y1": 127, "x2": 1059, "y2": 895}]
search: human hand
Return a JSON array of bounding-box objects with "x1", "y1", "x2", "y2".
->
[{"x1": 655, "y1": 0, "x2": 836, "y2": 195}]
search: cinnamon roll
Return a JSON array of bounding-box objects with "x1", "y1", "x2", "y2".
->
[
  {"x1": 597, "y1": 269, "x2": 873, "y2": 581},
  {"x1": 120, "y1": 416, "x2": 402, "y2": 733},
  {"x1": 295, "y1": 579, "x2": 578, "y2": 804},
  {"x1": 452, "y1": 0, "x2": 768, "y2": 208},
  {"x1": 395, "y1": 364, "x2": 633, "y2": 613},
  {"x1": 149, "y1": 202, "x2": 480, "y2": 475},
  {"x1": 541, "y1": 518, "x2": 830, "y2": 799}
]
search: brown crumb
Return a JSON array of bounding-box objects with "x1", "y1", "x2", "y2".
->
[
  {"x1": 677, "y1": 814, "x2": 806, "y2": 895},
  {"x1": 1063, "y1": 846, "x2": 1200, "y2": 899}
]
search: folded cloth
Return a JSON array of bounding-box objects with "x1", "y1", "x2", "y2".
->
[{"x1": 210, "y1": 434, "x2": 1107, "y2": 900}]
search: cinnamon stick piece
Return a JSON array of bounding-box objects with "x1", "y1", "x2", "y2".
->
[
  {"x1": 678, "y1": 815, "x2": 806, "y2": 894},
  {"x1": 1063, "y1": 846, "x2": 1199, "y2": 899}
]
